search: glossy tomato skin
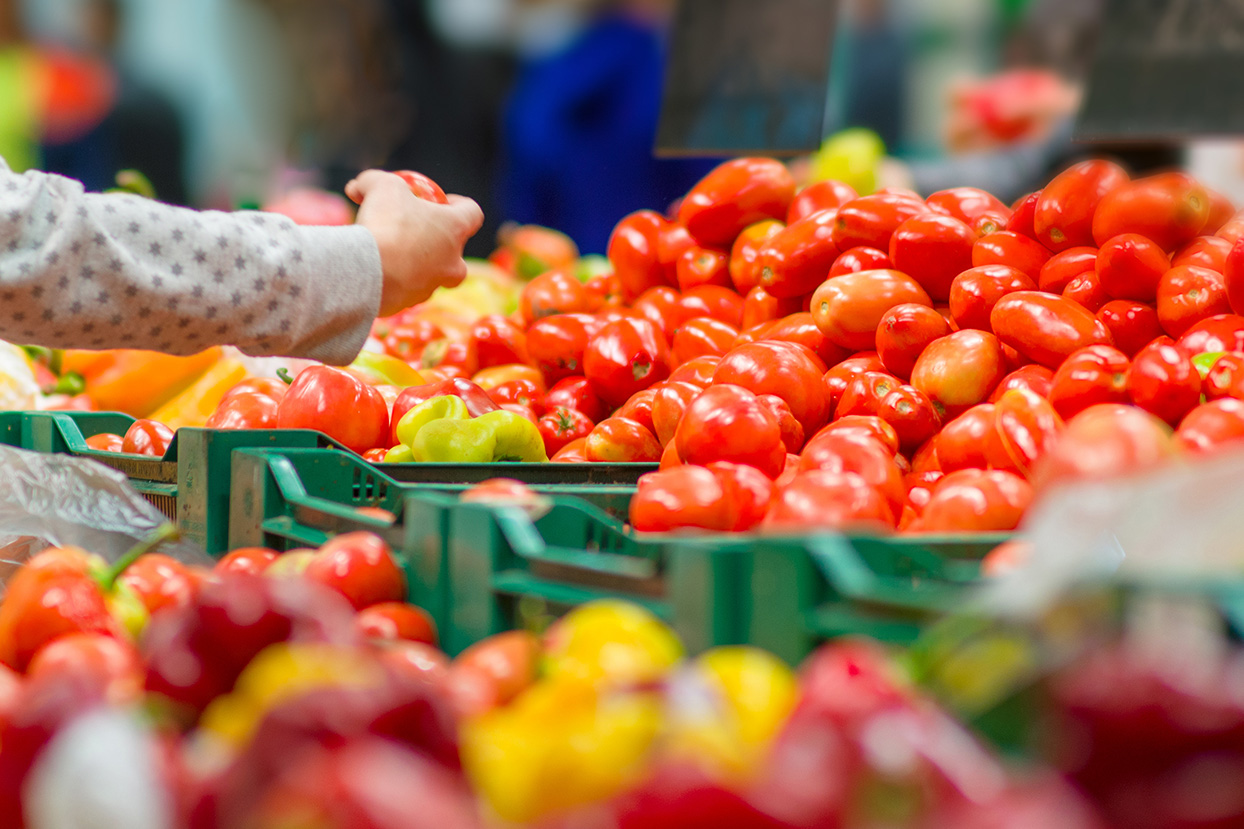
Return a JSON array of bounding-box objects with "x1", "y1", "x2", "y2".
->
[
  {"x1": 759, "y1": 393, "x2": 805, "y2": 452},
  {"x1": 206, "y1": 391, "x2": 279, "y2": 430},
  {"x1": 993, "y1": 387, "x2": 1064, "y2": 474},
  {"x1": 915, "y1": 469, "x2": 1033, "y2": 532},
  {"x1": 680, "y1": 285, "x2": 745, "y2": 329},
  {"x1": 518, "y1": 269, "x2": 591, "y2": 326},
  {"x1": 887, "y1": 214, "x2": 975, "y2": 302},
  {"x1": 543, "y1": 376, "x2": 609, "y2": 422},
  {"x1": 1006, "y1": 191, "x2": 1041, "y2": 239},
  {"x1": 671, "y1": 317, "x2": 739, "y2": 365},
  {"x1": 788, "y1": 179, "x2": 858, "y2": 223},
  {"x1": 85, "y1": 432, "x2": 125, "y2": 452},
  {"x1": 608, "y1": 210, "x2": 671, "y2": 301},
  {"x1": 1172, "y1": 235, "x2": 1233, "y2": 271},
  {"x1": 1095, "y1": 300, "x2": 1164, "y2": 357},
  {"x1": 629, "y1": 465, "x2": 735, "y2": 532},
  {"x1": 355, "y1": 602, "x2": 438, "y2": 646},
  {"x1": 936, "y1": 404, "x2": 1005, "y2": 472},
  {"x1": 972, "y1": 230, "x2": 1053, "y2": 281},
  {"x1": 277, "y1": 367, "x2": 390, "y2": 453},
  {"x1": 823, "y1": 353, "x2": 886, "y2": 415},
  {"x1": 990, "y1": 291, "x2": 1113, "y2": 368},
  {"x1": 678, "y1": 158, "x2": 796, "y2": 247},
  {"x1": 1033, "y1": 403, "x2": 1176, "y2": 491},
  {"x1": 551, "y1": 438, "x2": 589, "y2": 462},
  {"x1": 876, "y1": 303, "x2": 952, "y2": 379},
  {"x1": 1062, "y1": 269, "x2": 1111, "y2": 313},
  {"x1": 798, "y1": 430, "x2": 904, "y2": 512},
  {"x1": 835, "y1": 371, "x2": 901, "y2": 419},
  {"x1": 815, "y1": 415, "x2": 900, "y2": 456},
  {"x1": 1033, "y1": 160, "x2": 1128, "y2": 250},
  {"x1": 583, "y1": 318, "x2": 671, "y2": 407},
  {"x1": 1205, "y1": 188, "x2": 1237, "y2": 234},
  {"x1": 1128, "y1": 342, "x2": 1201, "y2": 425},
  {"x1": 674, "y1": 384, "x2": 786, "y2": 478},
  {"x1": 1176, "y1": 398, "x2": 1244, "y2": 454},
  {"x1": 633, "y1": 286, "x2": 689, "y2": 341},
  {"x1": 486, "y1": 378, "x2": 544, "y2": 412},
  {"x1": 383, "y1": 318, "x2": 445, "y2": 362},
  {"x1": 926, "y1": 186, "x2": 1010, "y2": 225},
  {"x1": 1205, "y1": 352, "x2": 1244, "y2": 401},
  {"x1": 911, "y1": 329, "x2": 1007, "y2": 414},
  {"x1": 763, "y1": 470, "x2": 896, "y2": 531},
  {"x1": 1048, "y1": 344, "x2": 1131, "y2": 419},
  {"x1": 811, "y1": 269, "x2": 932, "y2": 351},
  {"x1": 538, "y1": 406, "x2": 595, "y2": 456},
  {"x1": 713, "y1": 341, "x2": 831, "y2": 436},
  {"x1": 651, "y1": 380, "x2": 702, "y2": 446},
  {"x1": 949, "y1": 265, "x2": 1036, "y2": 331},
  {"x1": 676, "y1": 246, "x2": 731, "y2": 291},
  {"x1": 119, "y1": 554, "x2": 199, "y2": 618},
  {"x1": 753, "y1": 312, "x2": 850, "y2": 367},
  {"x1": 742, "y1": 286, "x2": 803, "y2": 330},
  {"x1": 1156, "y1": 264, "x2": 1232, "y2": 337},
  {"x1": 1225, "y1": 236, "x2": 1244, "y2": 315},
  {"x1": 1038, "y1": 246, "x2": 1098, "y2": 293},
  {"x1": 395, "y1": 170, "x2": 449, "y2": 203},
  {"x1": 585, "y1": 416, "x2": 662, "y2": 462},
  {"x1": 304, "y1": 532, "x2": 406, "y2": 611},
  {"x1": 615, "y1": 387, "x2": 658, "y2": 434},
  {"x1": 829, "y1": 246, "x2": 891, "y2": 277},
  {"x1": 877, "y1": 385, "x2": 942, "y2": 453},
  {"x1": 667, "y1": 355, "x2": 720, "y2": 388},
  {"x1": 122, "y1": 418, "x2": 174, "y2": 456},
  {"x1": 831, "y1": 193, "x2": 929, "y2": 251},
  {"x1": 756, "y1": 209, "x2": 841, "y2": 298},
  {"x1": 470, "y1": 314, "x2": 529, "y2": 369},
  {"x1": 1092, "y1": 172, "x2": 1210, "y2": 250},
  {"x1": 1095, "y1": 233, "x2": 1170, "y2": 302},
  {"x1": 990, "y1": 364, "x2": 1055, "y2": 402},
  {"x1": 729, "y1": 220, "x2": 785, "y2": 293}
]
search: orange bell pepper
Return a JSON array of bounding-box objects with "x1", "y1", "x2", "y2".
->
[{"x1": 84, "y1": 348, "x2": 222, "y2": 417}]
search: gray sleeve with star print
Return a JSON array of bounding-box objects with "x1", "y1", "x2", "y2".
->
[{"x1": 0, "y1": 160, "x2": 382, "y2": 365}]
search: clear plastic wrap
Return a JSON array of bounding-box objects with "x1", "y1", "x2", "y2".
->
[{"x1": 0, "y1": 445, "x2": 209, "y2": 572}]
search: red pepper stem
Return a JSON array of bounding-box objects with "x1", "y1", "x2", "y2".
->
[{"x1": 98, "y1": 523, "x2": 181, "y2": 591}]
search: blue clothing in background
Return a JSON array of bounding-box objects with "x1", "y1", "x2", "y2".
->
[{"x1": 502, "y1": 16, "x2": 717, "y2": 255}]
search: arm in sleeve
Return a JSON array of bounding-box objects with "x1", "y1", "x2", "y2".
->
[{"x1": 0, "y1": 162, "x2": 382, "y2": 365}]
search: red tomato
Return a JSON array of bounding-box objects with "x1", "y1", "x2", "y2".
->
[
  {"x1": 916, "y1": 469, "x2": 1032, "y2": 532},
  {"x1": 1062, "y1": 269, "x2": 1111, "y2": 313},
  {"x1": 1033, "y1": 403, "x2": 1176, "y2": 491},
  {"x1": 388, "y1": 377, "x2": 497, "y2": 446},
  {"x1": 1156, "y1": 264, "x2": 1232, "y2": 337},
  {"x1": 668, "y1": 355, "x2": 720, "y2": 389},
  {"x1": 551, "y1": 438, "x2": 589, "y2": 462},
  {"x1": 979, "y1": 539, "x2": 1031, "y2": 577},
  {"x1": 470, "y1": 315, "x2": 529, "y2": 369},
  {"x1": 616, "y1": 387, "x2": 658, "y2": 435},
  {"x1": 990, "y1": 291, "x2": 1113, "y2": 369},
  {"x1": 788, "y1": 179, "x2": 858, "y2": 223},
  {"x1": 759, "y1": 393, "x2": 805, "y2": 453},
  {"x1": 355, "y1": 602, "x2": 437, "y2": 646},
  {"x1": 949, "y1": 264, "x2": 1036, "y2": 331},
  {"x1": 1048, "y1": 345, "x2": 1131, "y2": 419},
  {"x1": 671, "y1": 317, "x2": 739, "y2": 365},
  {"x1": 472, "y1": 364, "x2": 545, "y2": 394},
  {"x1": 1006, "y1": 191, "x2": 1041, "y2": 239},
  {"x1": 394, "y1": 170, "x2": 449, "y2": 203},
  {"x1": 206, "y1": 391, "x2": 279, "y2": 430},
  {"x1": 675, "y1": 384, "x2": 786, "y2": 478},
  {"x1": 911, "y1": 329, "x2": 1007, "y2": 414},
  {"x1": 1176, "y1": 398, "x2": 1244, "y2": 454},
  {"x1": 990, "y1": 365, "x2": 1055, "y2": 403},
  {"x1": 629, "y1": 465, "x2": 736, "y2": 532},
  {"x1": 993, "y1": 387, "x2": 1063, "y2": 474},
  {"x1": 85, "y1": 432, "x2": 124, "y2": 452},
  {"x1": 798, "y1": 430, "x2": 904, "y2": 511},
  {"x1": 729, "y1": 220, "x2": 785, "y2": 293},
  {"x1": 1172, "y1": 235, "x2": 1233, "y2": 271},
  {"x1": 823, "y1": 353, "x2": 886, "y2": 415},
  {"x1": 419, "y1": 338, "x2": 478, "y2": 376},
  {"x1": 1092, "y1": 172, "x2": 1210, "y2": 250},
  {"x1": 713, "y1": 341, "x2": 831, "y2": 437},
  {"x1": 676, "y1": 246, "x2": 731, "y2": 291},
  {"x1": 1226, "y1": 236, "x2": 1244, "y2": 315},
  {"x1": 222, "y1": 376, "x2": 288, "y2": 404},
  {"x1": 584, "y1": 416, "x2": 661, "y2": 462},
  {"x1": 651, "y1": 380, "x2": 702, "y2": 446},
  {"x1": 608, "y1": 210, "x2": 672, "y2": 301},
  {"x1": 1218, "y1": 211, "x2": 1244, "y2": 245},
  {"x1": 832, "y1": 193, "x2": 929, "y2": 251},
  {"x1": 742, "y1": 286, "x2": 803, "y2": 330},
  {"x1": 926, "y1": 186, "x2": 1010, "y2": 225},
  {"x1": 487, "y1": 378, "x2": 544, "y2": 412},
  {"x1": 1038, "y1": 246, "x2": 1098, "y2": 293},
  {"x1": 1128, "y1": 341, "x2": 1201, "y2": 425},
  {"x1": 756, "y1": 312, "x2": 850, "y2": 368},
  {"x1": 936, "y1": 404, "x2": 1005, "y2": 472},
  {"x1": 764, "y1": 470, "x2": 896, "y2": 531},
  {"x1": 678, "y1": 158, "x2": 796, "y2": 247},
  {"x1": 659, "y1": 439, "x2": 682, "y2": 469},
  {"x1": 815, "y1": 415, "x2": 900, "y2": 457},
  {"x1": 583, "y1": 318, "x2": 671, "y2": 407},
  {"x1": 362, "y1": 448, "x2": 388, "y2": 463},
  {"x1": 453, "y1": 631, "x2": 541, "y2": 709},
  {"x1": 756, "y1": 209, "x2": 841, "y2": 298},
  {"x1": 215, "y1": 547, "x2": 278, "y2": 575},
  {"x1": 543, "y1": 376, "x2": 609, "y2": 422},
  {"x1": 1095, "y1": 300, "x2": 1164, "y2": 357},
  {"x1": 518, "y1": 269, "x2": 591, "y2": 326},
  {"x1": 972, "y1": 230, "x2": 1052, "y2": 282},
  {"x1": 118, "y1": 554, "x2": 199, "y2": 618},
  {"x1": 1095, "y1": 233, "x2": 1171, "y2": 303},
  {"x1": 877, "y1": 385, "x2": 942, "y2": 453},
  {"x1": 584, "y1": 272, "x2": 624, "y2": 311},
  {"x1": 26, "y1": 633, "x2": 144, "y2": 704},
  {"x1": 811, "y1": 269, "x2": 932, "y2": 351},
  {"x1": 1205, "y1": 352, "x2": 1244, "y2": 400},
  {"x1": 121, "y1": 418, "x2": 173, "y2": 457},
  {"x1": 382, "y1": 318, "x2": 445, "y2": 362},
  {"x1": 657, "y1": 221, "x2": 697, "y2": 283},
  {"x1": 525, "y1": 314, "x2": 597, "y2": 384},
  {"x1": 829, "y1": 246, "x2": 892, "y2": 277},
  {"x1": 634, "y1": 287, "x2": 687, "y2": 340},
  {"x1": 1033, "y1": 160, "x2": 1128, "y2": 250},
  {"x1": 836, "y1": 371, "x2": 901, "y2": 419},
  {"x1": 1205, "y1": 189, "x2": 1237, "y2": 235},
  {"x1": 304, "y1": 532, "x2": 406, "y2": 611},
  {"x1": 887, "y1": 214, "x2": 976, "y2": 302},
  {"x1": 875, "y1": 303, "x2": 951, "y2": 380},
  {"x1": 680, "y1": 285, "x2": 745, "y2": 329}
]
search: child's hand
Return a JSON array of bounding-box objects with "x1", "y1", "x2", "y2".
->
[{"x1": 346, "y1": 170, "x2": 485, "y2": 317}]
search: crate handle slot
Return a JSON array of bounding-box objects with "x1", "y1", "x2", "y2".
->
[{"x1": 489, "y1": 506, "x2": 661, "y2": 581}]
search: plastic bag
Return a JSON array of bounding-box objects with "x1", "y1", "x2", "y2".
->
[{"x1": 0, "y1": 445, "x2": 209, "y2": 571}]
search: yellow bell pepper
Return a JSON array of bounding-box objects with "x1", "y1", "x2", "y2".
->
[
  {"x1": 349, "y1": 350, "x2": 425, "y2": 388},
  {"x1": 542, "y1": 600, "x2": 683, "y2": 686},
  {"x1": 149, "y1": 357, "x2": 248, "y2": 429},
  {"x1": 84, "y1": 348, "x2": 223, "y2": 417}
]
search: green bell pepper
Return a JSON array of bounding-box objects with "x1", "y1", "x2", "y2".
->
[{"x1": 412, "y1": 409, "x2": 547, "y2": 463}]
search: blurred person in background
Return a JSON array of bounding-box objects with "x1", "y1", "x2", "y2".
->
[
  {"x1": 500, "y1": 0, "x2": 716, "y2": 254},
  {"x1": 0, "y1": 0, "x2": 37, "y2": 173}
]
